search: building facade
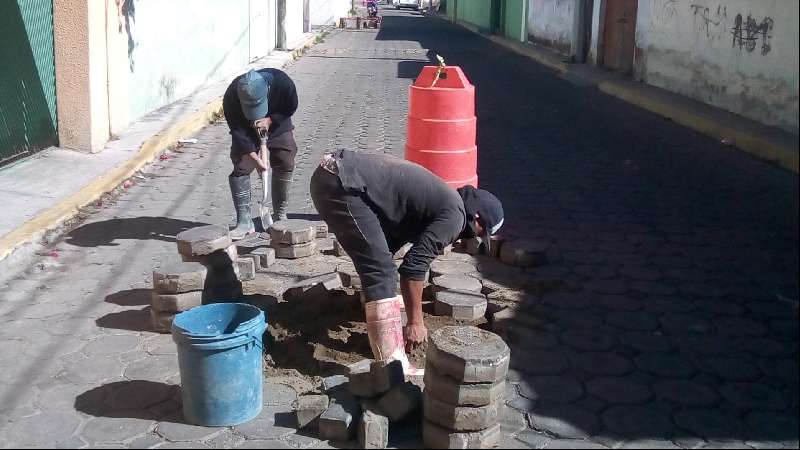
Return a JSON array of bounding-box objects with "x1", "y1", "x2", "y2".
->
[{"x1": 447, "y1": 0, "x2": 799, "y2": 135}]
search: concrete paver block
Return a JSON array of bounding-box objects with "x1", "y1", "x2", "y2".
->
[
  {"x1": 434, "y1": 289, "x2": 488, "y2": 320},
  {"x1": 177, "y1": 225, "x2": 232, "y2": 257},
  {"x1": 270, "y1": 219, "x2": 316, "y2": 244},
  {"x1": 285, "y1": 272, "x2": 343, "y2": 300},
  {"x1": 499, "y1": 239, "x2": 559, "y2": 267},
  {"x1": 348, "y1": 364, "x2": 376, "y2": 398},
  {"x1": 152, "y1": 262, "x2": 207, "y2": 294},
  {"x1": 427, "y1": 326, "x2": 510, "y2": 383},
  {"x1": 293, "y1": 395, "x2": 330, "y2": 429},
  {"x1": 274, "y1": 241, "x2": 317, "y2": 259},
  {"x1": 151, "y1": 290, "x2": 203, "y2": 313},
  {"x1": 432, "y1": 274, "x2": 483, "y2": 293},
  {"x1": 315, "y1": 221, "x2": 329, "y2": 238},
  {"x1": 250, "y1": 247, "x2": 276, "y2": 270},
  {"x1": 236, "y1": 258, "x2": 256, "y2": 281},
  {"x1": 185, "y1": 245, "x2": 239, "y2": 269},
  {"x1": 424, "y1": 363, "x2": 505, "y2": 407},
  {"x1": 319, "y1": 394, "x2": 361, "y2": 442},
  {"x1": 371, "y1": 360, "x2": 405, "y2": 395},
  {"x1": 358, "y1": 405, "x2": 389, "y2": 449},
  {"x1": 423, "y1": 393, "x2": 504, "y2": 431},
  {"x1": 423, "y1": 420, "x2": 502, "y2": 449},
  {"x1": 150, "y1": 308, "x2": 175, "y2": 333},
  {"x1": 377, "y1": 382, "x2": 422, "y2": 422},
  {"x1": 323, "y1": 375, "x2": 349, "y2": 393},
  {"x1": 430, "y1": 259, "x2": 476, "y2": 277}
]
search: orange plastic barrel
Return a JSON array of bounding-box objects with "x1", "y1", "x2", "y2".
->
[{"x1": 405, "y1": 66, "x2": 478, "y2": 188}]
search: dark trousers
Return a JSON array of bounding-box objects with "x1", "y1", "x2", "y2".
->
[
  {"x1": 230, "y1": 130, "x2": 298, "y2": 176},
  {"x1": 310, "y1": 166, "x2": 397, "y2": 301}
]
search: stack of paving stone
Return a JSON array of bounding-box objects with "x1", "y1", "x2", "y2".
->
[
  {"x1": 430, "y1": 272, "x2": 487, "y2": 321},
  {"x1": 269, "y1": 219, "x2": 318, "y2": 259},
  {"x1": 175, "y1": 225, "x2": 243, "y2": 304},
  {"x1": 150, "y1": 261, "x2": 207, "y2": 333},
  {"x1": 293, "y1": 359, "x2": 422, "y2": 449},
  {"x1": 234, "y1": 233, "x2": 275, "y2": 279},
  {"x1": 423, "y1": 326, "x2": 510, "y2": 449}
]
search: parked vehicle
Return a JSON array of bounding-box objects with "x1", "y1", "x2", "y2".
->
[{"x1": 395, "y1": 0, "x2": 421, "y2": 10}]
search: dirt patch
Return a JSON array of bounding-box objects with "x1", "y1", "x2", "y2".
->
[{"x1": 260, "y1": 287, "x2": 489, "y2": 384}]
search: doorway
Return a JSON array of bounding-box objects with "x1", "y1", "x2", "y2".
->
[{"x1": 601, "y1": 0, "x2": 637, "y2": 73}]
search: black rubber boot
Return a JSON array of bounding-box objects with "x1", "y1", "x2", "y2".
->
[{"x1": 228, "y1": 175, "x2": 254, "y2": 239}]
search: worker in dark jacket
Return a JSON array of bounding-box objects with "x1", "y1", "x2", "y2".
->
[
  {"x1": 223, "y1": 68, "x2": 299, "y2": 238},
  {"x1": 310, "y1": 150, "x2": 504, "y2": 372}
]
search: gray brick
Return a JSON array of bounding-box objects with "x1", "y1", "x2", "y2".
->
[
  {"x1": 177, "y1": 225, "x2": 232, "y2": 257},
  {"x1": 323, "y1": 375, "x2": 349, "y2": 393},
  {"x1": 236, "y1": 258, "x2": 256, "y2": 281},
  {"x1": 250, "y1": 247, "x2": 276, "y2": 270},
  {"x1": 653, "y1": 380, "x2": 720, "y2": 407},
  {"x1": 518, "y1": 375, "x2": 584, "y2": 404},
  {"x1": 430, "y1": 259, "x2": 477, "y2": 277},
  {"x1": 585, "y1": 376, "x2": 652, "y2": 405},
  {"x1": 319, "y1": 395, "x2": 361, "y2": 442},
  {"x1": 432, "y1": 274, "x2": 483, "y2": 293},
  {"x1": 377, "y1": 382, "x2": 422, "y2": 422},
  {"x1": 151, "y1": 290, "x2": 203, "y2": 313},
  {"x1": 273, "y1": 241, "x2": 317, "y2": 259},
  {"x1": 370, "y1": 359, "x2": 405, "y2": 395},
  {"x1": 435, "y1": 289, "x2": 488, "y2": 320},
  {"x1": 150, "y1": 308, "x2": 175, "y2": 333},
  {"x1": 423, "y1": 393, "x2": 504, "y2": 432},
  {"x1": 152, "y1": 262, "x2": 207, "y2": 294},
  {"x1": 528, "y1": 404, "x2": 600, "y2": 439},
  {"x1": 358, "y1": 407, "x2": 389, "y2": 449},
  {"x1": 423, "y1": 420, "x2": 502, "y2": 449},
  {"x1": 269, "y1": 219, "x2": 316, "y2": 244},
  {"x1": 424, "y1": 363, "x2": 505, "y2": 407},
  {"x1": 293, "y1": 395, "x2": 330, "y2": 429},
  {"x1": 427, "y1": 326, "x2": 510, "y2": 383}
]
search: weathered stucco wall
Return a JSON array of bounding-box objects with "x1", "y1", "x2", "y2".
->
[
  {"x1": 635, "y1": 0, "x2": 799, "y2": 134},
  {"x1": 122, "y1": 0, "x2": 254, "y2": 122},
  {"x1": 527, "y1": 0, "x2": 573, "y2": 54},
  {"x1": 310, "y1": 0, "x2": 350, "y2": 26}
]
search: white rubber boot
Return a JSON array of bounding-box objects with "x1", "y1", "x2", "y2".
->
[{"x1": 365, "y1": 296, "x2": 423, "y2": 377}]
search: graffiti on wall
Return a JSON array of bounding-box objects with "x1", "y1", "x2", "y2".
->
[
  {"x1": 731, "y1": 13, "x2": 774, "y2": 55},
  {"x1": 690, "y1": 4, "x2": 727, "y2": 41},
  {"x1": 685, "y1": 3, "x2": 774, "y2": 56}
]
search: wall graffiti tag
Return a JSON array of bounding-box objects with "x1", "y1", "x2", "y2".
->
[
  {"x1": 731, "y1": 13, "x2": 774, "y2": 55},
  {"x1": 690, "y1": 4, "x2": 727, "y2": 40}
]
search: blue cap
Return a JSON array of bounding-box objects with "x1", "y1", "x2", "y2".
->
[{"x1": 237, "y1": 70, "x2": 269, "y2": 121}]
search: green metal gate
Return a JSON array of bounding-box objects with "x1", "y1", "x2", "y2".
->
[{"x1": 0, "y1": 0, "x2": 58, "y2": 166}]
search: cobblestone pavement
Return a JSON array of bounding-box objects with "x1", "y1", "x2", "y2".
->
[{"x1": 1, "y1": 6, "x2": 798, "y2": 449}]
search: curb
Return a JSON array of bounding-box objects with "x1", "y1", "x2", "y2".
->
[
  {"x1": 0, "y1": 29, "x2": 331, "y2": 264},
  {"x1": 437, "y1": 14, "x2": 798, "y2": 174}
]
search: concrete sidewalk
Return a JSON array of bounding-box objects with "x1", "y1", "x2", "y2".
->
[
  {"x1": 0, "y1": 31, "x2": 324, "y2": 270},
  {"x1": 442, "y1": 15, "x2": 799, "y2": 175}
]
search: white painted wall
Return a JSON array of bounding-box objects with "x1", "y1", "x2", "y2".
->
[
  {"x1": 634, "y1": 0, "x2": 799, "y2": 134},
  {"x1": 250, "y1": 0, "x2": 277, "y2": 62},
  {"x1": 527, "y1": 0, "x2": 574, "y2": 54},
  {"x1": 284, "y1": 0, "x2": 306, "y2": 47},
  {"x1": 311, "y1": 0, "x2": 351, "y2": 26}
]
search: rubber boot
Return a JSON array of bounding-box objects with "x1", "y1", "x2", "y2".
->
[
  {"x1": 365, "y1": 296, "x2": 423, "y2": 376},
  {"x1": 228, "y1": 175, "x2": 254, "y2": 239},
  {"x1": 271, "y1": 170, "x2": 293, "y2": 222}
]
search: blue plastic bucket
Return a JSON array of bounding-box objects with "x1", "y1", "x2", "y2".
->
[{"x1": 171, "y1": 303, "x2": 267, "y2": 426}]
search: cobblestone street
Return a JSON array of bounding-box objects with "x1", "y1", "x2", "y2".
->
[{"x1": 0, "y1": 7, "x2": 798, "y2": 449}]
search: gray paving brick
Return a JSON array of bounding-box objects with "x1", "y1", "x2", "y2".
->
[
  {"x1": 602, "y1": 406, "x2": 675, "y2": 439},
  {"x1": 518, "y1": 376, "x2": 584, "y2": 404},
  {"x1": 585, "y1": 376, "x2": 652, "y2": 405}
]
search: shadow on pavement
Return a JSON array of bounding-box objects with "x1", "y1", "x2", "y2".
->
[
  {"x1": 370, "y1": 7, "x2": 799, "y2": 446},
  {"x1": 75, "y1": 380, "x2": 182, "y2": 421},
  {"x1": 64, "y1": 217, "x2": 209, "y2": 248},
  {"x1": 96, "y1": 307, "x2": 152, "y2": 332},
  {"x1": 105, "y1": 289, "x2": 152, "y2": 307}
]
